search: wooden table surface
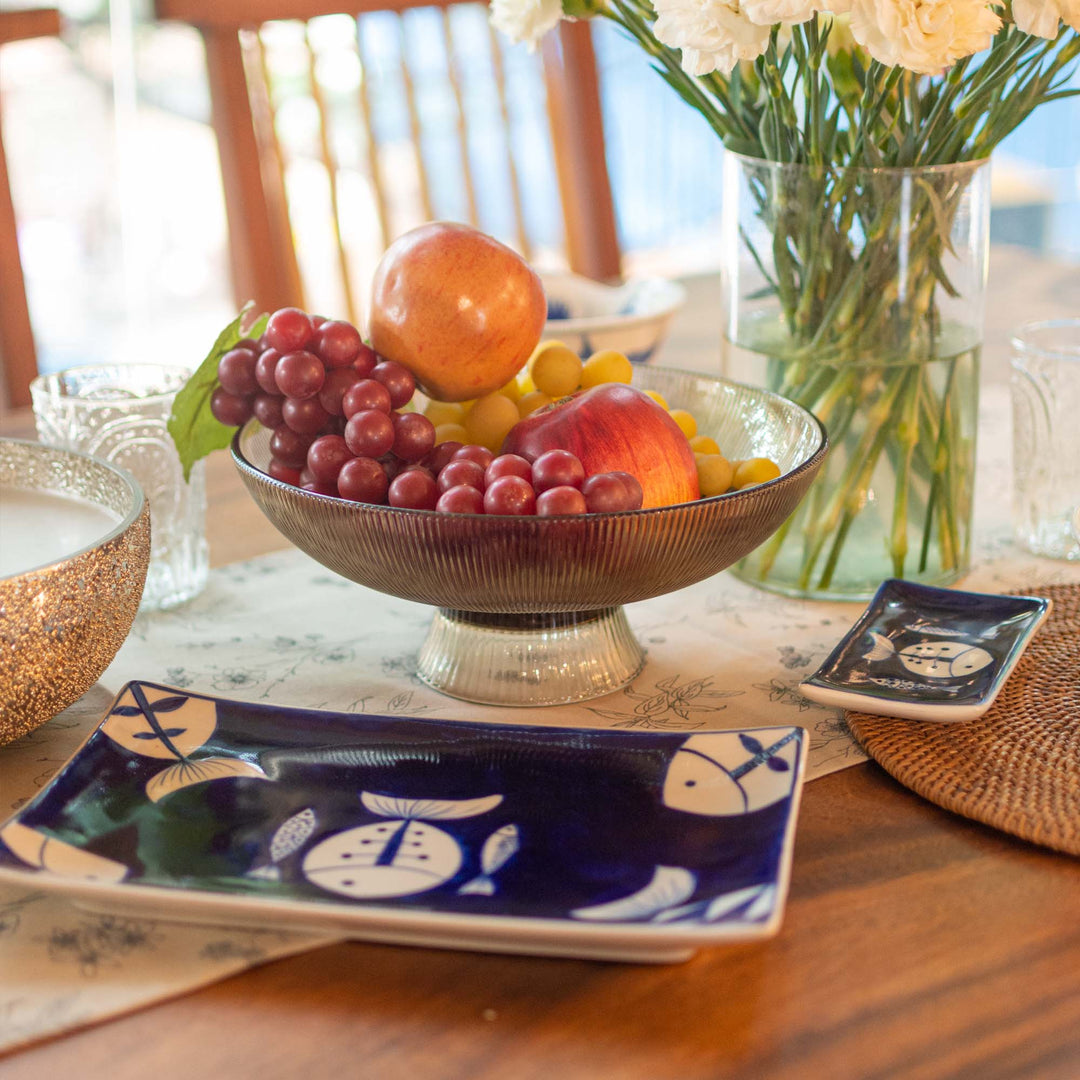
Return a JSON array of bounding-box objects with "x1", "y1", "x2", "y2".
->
[{"x1": 2, "y1": 248, "x2": 1079, "y2": 1079}]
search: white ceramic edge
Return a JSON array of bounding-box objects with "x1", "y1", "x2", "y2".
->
[
  {"x1": 540, "y1": 272, "x2": 687, "y2": 334},
  {"x1": 0, "y1": 686, "x2": 808, "y2": 962},
  {"x1": 0, "y1": 437, "x2": 146, "y2": 581},
  {"x1": 797, "y1": 598, "x2": 1054, "y2": 723},
  {"x1": 796, "y1": 681, "x2": 988, "y2": 722},
  {"x1": 52, "y1": 888, "x2": 696, "y2": 964}
]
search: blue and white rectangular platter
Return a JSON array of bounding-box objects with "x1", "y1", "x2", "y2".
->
[
  {"x1": 799, "y1": 580, "x2": 1052, "y2": 722},
  {"x1": 0, "y1": 682, "x2": 807, "y2": 963}
]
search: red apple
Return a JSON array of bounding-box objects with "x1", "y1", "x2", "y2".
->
[
  {"x1": 369, "y1": 222, "x2": 546, "y2": 403},
  {"x1": 502, "y1": 384, "x2": 700, "y2": 509}
]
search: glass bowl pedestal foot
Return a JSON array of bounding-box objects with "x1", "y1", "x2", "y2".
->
[{"x1": 416, "y1": 607, "x2": 645, "y2": 707}]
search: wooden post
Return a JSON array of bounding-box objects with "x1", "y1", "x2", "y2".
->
[
  {"x1": 0, "y1": 7, "x2": 63, "y2": 409},
  {"x1": 202, "y1": 25, "x2": 303, "y2": 314},
  {"x1": 0, "y1": 108, "x2": 37, "y2": 408},
  {"x1": 541, "y1": 21, "x2": 621, "y2": 283}
]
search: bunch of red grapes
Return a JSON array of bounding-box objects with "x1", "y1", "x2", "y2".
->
[{"x1": 212, "y1": 306, "x2": 644, "y2": 515}]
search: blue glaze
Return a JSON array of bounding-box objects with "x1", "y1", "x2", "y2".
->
[
  {"x1": 0, "y1": 683, "x2": 804, "y2": 929},
  {"x1": 802, "y1": 580, "x2": 1050, "y2": 712}
]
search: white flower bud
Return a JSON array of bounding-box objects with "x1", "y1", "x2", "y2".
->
[
  {"x1": 741, "y1": 0, "x2": 849, "y2": 26},
  {"x1": 489, "y1": 0, "x2": 564, "y2": 52},
  {"x1": 848, "y1": 0, "x2": 1001, "y2": 75},
  {"x1": 653, "y1": 0, "x2": 771, "y2": 76},
  {"x1": 1013, "y1": 0, "x2": 1080, "y2": 38}
]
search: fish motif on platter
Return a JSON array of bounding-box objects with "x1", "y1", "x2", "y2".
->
[
  {"x1": 863, "y1": 632, "x2": 994, "y2": 680},
  {"x1": 247, "y1": 808, "x2": 318, "y2": 881},
  {"x1": 102, "y1": 684, "x2": 267, "y2": 802},
  {"x1": 661, "y1": 729, "x2": 801, "y2": 816},
  {"x1": 0, "y1": 820, "x2": 128, "y2": 883},
  {"x1": 457, "y1": 824, "x2": 521, "y2": 896},
  {"x1": 654, "y1": 882, "x2": 776, "y2": 925},
  {"x1": 571, "y1": 866, "x2": 696, "y2": 921},
  {"x1": 302, "y1": 792, "x2": 503, "y2": 900}
]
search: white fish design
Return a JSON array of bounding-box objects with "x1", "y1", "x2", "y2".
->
[
  {"x1": 865, "y1": 632, "x2": 993, "y2": 680},
  {"x1": 653, "y1": 883, "x2": 777, "y2": 925},
  {"x1": 271, "y1": 807, "x2": 319, "y2": 862},
  {"x1": 902, "y1": 623, "x2": 970, "y2": 637},
  {"x1": 303, "y1": 792, "x2": 502, "y2": 900},
  {"x1": 662, "y1": 730, "x2": 801, "y2": 816},
  {"x1": 103, "y1": 684, "x2": 266, "y2": 802},
  {"x1": 571, "y1": 866, "x2": 696, "y2": 922},
  {"x1": 0, "y1": 821, "x2": 128, "y2": 883},
  {"x1": 247, "y1": 808, "x2": 318, "y2": 881},
  {"x1": 458, "y1": 824, "x2": 520, "y2": 896}
]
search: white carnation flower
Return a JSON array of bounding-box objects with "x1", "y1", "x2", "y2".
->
[
  {"x1": 849, "y1": 0, "x2": 1001, "y2": 75},
  {"x1": 490, "y1": 0, "x2": 564, "y2": 51},
  {"x1": 653, "y1": 0, "x2": 772, "y2": 75},
  {"x1": 1013, "y1": 0, "x2": 1080, "y2": 38},
  {"x1": 742, "y1": 0, "x2": 849, "y2": 25}
]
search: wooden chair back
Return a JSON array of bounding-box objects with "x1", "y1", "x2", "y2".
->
[
  {"x1": 0, "y1": 6, "x2": 62, "y2": 410},
  {"x1": 154, "y1": 0, "x2": 621, "y2": 326}
]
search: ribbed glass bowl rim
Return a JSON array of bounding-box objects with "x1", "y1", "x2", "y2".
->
[
  {"x1": 0, "y1": 437, "x2": 146, "y2": 580},
  {"x1": 230, "y1": 368, "x2": 829, "y2": 524}
]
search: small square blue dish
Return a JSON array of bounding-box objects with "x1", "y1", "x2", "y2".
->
[
  {"x1": 799, "y1": 580, "x2": 1052, "y2": 722},
  {"x1": 0, "y1": 682, "x2": 807, "y2": 963}
]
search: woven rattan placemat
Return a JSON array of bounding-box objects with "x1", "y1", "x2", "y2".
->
[{"x1": 846, "y1": 582, "x2": 1079, "y2": 856}]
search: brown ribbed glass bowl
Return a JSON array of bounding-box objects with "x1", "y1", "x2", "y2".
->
[{"x1": 232, "y1": 368, "x2": 827, "y2": 706}]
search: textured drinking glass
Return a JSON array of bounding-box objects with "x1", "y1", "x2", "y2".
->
[
  {"x1": 1011, "y1": 320, "x2": 1080, "y2": 561},
  {"x1": 31, "y1": 364, "x2": 209, "y2": 609}
]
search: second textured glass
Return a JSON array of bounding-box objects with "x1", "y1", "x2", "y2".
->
[{"x1": 1011, "y1": 320, "x2": 1080, "y2": 561}]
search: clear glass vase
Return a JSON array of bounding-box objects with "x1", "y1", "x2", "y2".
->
[{"x1": 721, "y1": 152, "x2": 990, "y2": 600}]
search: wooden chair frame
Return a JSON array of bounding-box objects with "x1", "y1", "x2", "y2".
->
[
  {"x1": 0, "y1": 6, "x2": 63, "y2": 409},
  {"x1": 155, "y1": 0, "x2": 621, "y2": 318}
]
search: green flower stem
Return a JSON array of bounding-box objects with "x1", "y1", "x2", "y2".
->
[
  {"x1": 889, "y1": 364, "x2": 923, "y2": 576},
  {"x1": 796, "y1": 367, "x2": 911, "y2": 590},
  {"x1": 815, "y1": 365, "x2": 919, "y2": 590},
  {"x1": 918, "y1": 355, "x2": 961, "y2": 573},
  {"x1": 752, "y1": 366, "x2": 859, "y2": 579}
]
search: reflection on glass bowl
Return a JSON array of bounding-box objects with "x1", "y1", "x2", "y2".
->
[{"x1": 232, "y1": 368, "x2": 827, "y2": 707}]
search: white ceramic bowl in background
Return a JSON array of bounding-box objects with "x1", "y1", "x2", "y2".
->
[{"x1": 540, "y1": 272, "x2": 687, "y2": 363}]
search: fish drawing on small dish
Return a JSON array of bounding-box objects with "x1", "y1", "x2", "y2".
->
[{"x1": 863, "y1": 631, "x2": 994, "y2": 684}]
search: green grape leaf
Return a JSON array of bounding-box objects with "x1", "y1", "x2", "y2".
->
[{"x1": 167, "y1": 304, "x2": 268, "y2": 482}]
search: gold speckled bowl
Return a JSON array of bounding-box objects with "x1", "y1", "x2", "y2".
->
[{"x1": 0, "y1": 439, "x2": 151, "y2": 746}]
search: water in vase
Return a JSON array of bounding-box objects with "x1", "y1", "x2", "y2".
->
[{"x1": 725, "y1": 321, "x2": 980, "y2": 601}]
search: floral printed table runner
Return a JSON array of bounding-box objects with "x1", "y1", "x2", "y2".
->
[{"x1": 2, "y1": 384, "x2": 1077, "y2": 1054}]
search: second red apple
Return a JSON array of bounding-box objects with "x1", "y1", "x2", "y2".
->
[{"x1": 502, "y1": 384, "x2": 700, "y2": 509}]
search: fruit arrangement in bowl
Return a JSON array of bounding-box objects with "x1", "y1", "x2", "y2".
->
[{"x1": 171, "y1": 223, "x2": 827, "y2": 707}]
